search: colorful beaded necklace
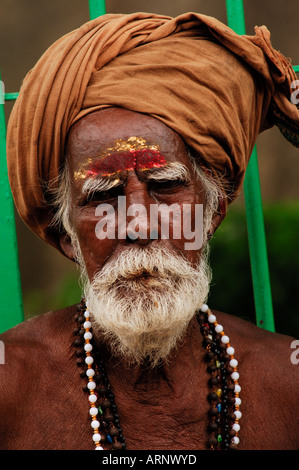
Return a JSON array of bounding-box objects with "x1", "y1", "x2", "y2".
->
[{"x1": 73, "y1": 299, "x2": 241, "y2": 450}]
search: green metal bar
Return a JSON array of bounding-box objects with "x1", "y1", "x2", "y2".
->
[
  {"x1": 5, "y1": 92, "x2": 19, "y2": 101},
  {"x1": 293, "y1": 65, "x2": 299, "y2": 73},
  {"x1": 226, "y1": 0, "x2": 246, "y2": 33},
  {"x1": 226, "y1": 0, "x2": 275, "y2": 331},
  {"x1": 0, "y1": 71, "x2": 24, "y2": 333},
  {"x1": 88, "y1": 0, "x2": 106, "y2": 20},
  {"x1": 243, "y1": 149, "x2": 275, "y2": 331}
]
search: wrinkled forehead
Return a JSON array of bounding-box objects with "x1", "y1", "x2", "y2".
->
[{"x1": 66, "y1": 107, "x2": 194, "y2": 179}]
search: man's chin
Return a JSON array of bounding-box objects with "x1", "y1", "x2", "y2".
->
[{"x1": 91, "y1": 317, "x2": 191, "y2": 368}]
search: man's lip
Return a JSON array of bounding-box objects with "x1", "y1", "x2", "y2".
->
[
  {"x1": 125, "y1": 272, "x2": 163, "y2": 287},
  {"x1": 126, "y1": 271, "x2": 153, "y2": 280}
]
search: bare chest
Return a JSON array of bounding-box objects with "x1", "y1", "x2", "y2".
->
[{"x1": 1, "y1": 378, "x2": 295, "y2": 450}]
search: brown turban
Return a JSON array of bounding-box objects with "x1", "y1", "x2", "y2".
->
[{"x1": 6, "y1": 12, "x2": 299, "y2": 253}]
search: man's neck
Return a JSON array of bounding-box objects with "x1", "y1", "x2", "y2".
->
[{"x1": 95, "y1": 314, "x2": 206, "y2": 393}]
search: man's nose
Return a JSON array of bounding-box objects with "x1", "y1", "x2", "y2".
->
[{"x1": 120, "y1": 175, "x2": 154, "y2": 245}]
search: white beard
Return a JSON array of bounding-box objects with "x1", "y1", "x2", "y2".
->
[{"x1": 77, "y1": 244, "x2": 212, "y2": 367}]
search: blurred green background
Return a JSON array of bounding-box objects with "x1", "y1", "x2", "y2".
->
[
  {"x1": 209, "y1": 202, "x2": 299, "y2": 338},
  {"x1": 1, "y1": 0, "x2": 298, "y2": 338}
]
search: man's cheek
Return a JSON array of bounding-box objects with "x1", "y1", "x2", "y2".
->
[
  {"x1": 75, "y1": 216, "x2": 116, "y2": 271},
  {"x1": 182, "y1": 203, "x2": 204, "y2": 251},
  {"x1": 95, "y1": 203, "x2": 117, "y2": 240}
]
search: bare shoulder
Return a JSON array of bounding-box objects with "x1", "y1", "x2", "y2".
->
[
  {"x1": 215, "y1": 310, "x2": 299, "y2": 382},
  {"x1": 213, "y1": 310, "x2": 299, "y2": 448},
  {"x1": 0, "y1": 305, "x2": 75, "y2": 351},
  {"x1": 216, "y1": 310, "x2": 298, "y2": 360},
  {"x1": 0, "y1": 305, "x2": 85, "y2": 450},
  {"x1": 0, "y1": 306, "x2": 76, "y2": 397}
]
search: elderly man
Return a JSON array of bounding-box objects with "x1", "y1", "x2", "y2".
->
[{"x1": 0, "y1": 12, "x2": 298, "y2": 451}]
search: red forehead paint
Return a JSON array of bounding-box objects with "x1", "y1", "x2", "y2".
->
[
  {"x1": 86, "y1": 148, "x2": 167, "y2": 178},
  {"x1": 74, "y1": 137, "x2": 167, "y2": 180}
]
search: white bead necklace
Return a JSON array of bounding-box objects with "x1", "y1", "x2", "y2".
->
[
  {"x1": 83, "y1": 305, "x2": 105, "y2": 450},
  {"x1": 79, "y1": 302, "x2": 241, "y2": 450}
]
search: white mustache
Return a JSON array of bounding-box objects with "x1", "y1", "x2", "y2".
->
[{"x1": 91, "y1": 245, "x2": 200, "y2": 287}]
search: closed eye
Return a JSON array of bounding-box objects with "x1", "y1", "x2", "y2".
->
[
  {"x1": 84, "y1": 185, "x2": 124, "y2": 204},
  {"x1": 149, "y1": 179, "x2": 188, "y2": 193}
]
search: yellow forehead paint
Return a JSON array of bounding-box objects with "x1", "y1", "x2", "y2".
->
[{"x1": 74, "y1": 137, "x2": 166, "y2": 180}]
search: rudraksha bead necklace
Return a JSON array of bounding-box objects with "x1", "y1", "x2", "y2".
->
[
  {"x1": 73, "y1": 299, "x2": 241, "y2": 450},
  {"x1": 74, "y1": 299, "x2": 125, "y2": 450},
  {"x1": 197, "y1": 304, "x2": 241, "y2": 449}
]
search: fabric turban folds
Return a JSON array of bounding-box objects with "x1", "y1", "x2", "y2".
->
[{"x1": 7, "y1": 12, "x2": 299, "y2": 253}]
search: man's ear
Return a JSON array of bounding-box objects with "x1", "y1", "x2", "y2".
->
[
  {"x1": 59, "y1": 232, "x2": 76, "y2": 261},
  {"x1": 207, "y1": 197, "x2": 227, "y2": 240}
]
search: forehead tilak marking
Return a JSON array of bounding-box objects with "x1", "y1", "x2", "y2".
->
[{"x1": 74, "y1": 136, "x2": 167, "y2": 180}]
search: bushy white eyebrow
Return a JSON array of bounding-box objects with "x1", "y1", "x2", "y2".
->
[
  {"x1": 145, "y1": 162, "x2": 191, "y2": 183},
  {"x1": 81, "y1": 162, "x2": 191, "y2": 196},
  {"x1": 81, "y1": 176, "x2": 122, "y2": 197}
]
